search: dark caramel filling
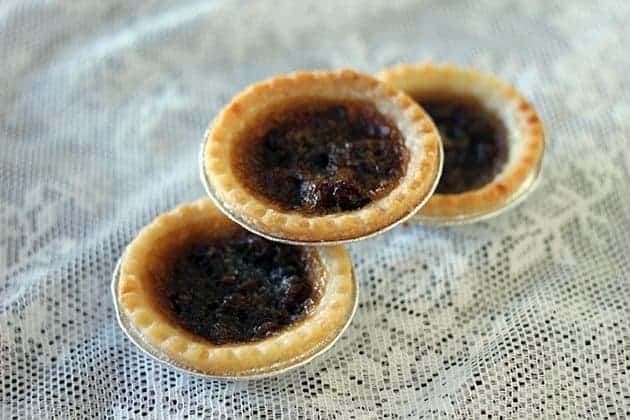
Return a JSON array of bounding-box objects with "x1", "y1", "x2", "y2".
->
[
  {"x1": 235, "y1": 102, "x2": 408, "y2": 215},
  {"x1": 417, "y1": 93, "x2": 508, "y2": 194},
  {"x1": 157, "y1": 233, "x2": 319, "y2": 345}
]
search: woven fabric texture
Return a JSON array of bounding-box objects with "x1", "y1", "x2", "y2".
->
[{"x1": 1, "y1": 0, "x2": 629, "y2": 418}]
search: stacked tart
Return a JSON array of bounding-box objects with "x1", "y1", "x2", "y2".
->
[
  {"x1": 201, "y1": 70, "x2": 443, "y2": 243},
  {"x1": 115, "y1": 66, "x2": 544, "y2": 378}
]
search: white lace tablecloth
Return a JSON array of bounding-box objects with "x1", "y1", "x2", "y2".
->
[{"x1": 1, "y1": 1, "x2": 629, "y2": 418}]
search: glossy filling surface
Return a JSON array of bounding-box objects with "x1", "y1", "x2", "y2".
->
[
  {"x1": 417, "y1": 93, "x2": 508, "y2": 194},
  {"x1": 235, "y1": 102, "x2": 408, "y2": 215},
  {"x1": 156, "y1": 232, "x2": 320, "y2": 345}
]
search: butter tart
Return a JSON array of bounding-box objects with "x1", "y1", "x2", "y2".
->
[
  {"x1": 116, "y1": 199, "x2": 357, "y2": 378},
  {"x1": 378, "y1": 63, "x2": 545, "y2": 223},
  {"x1": 201, "y1": 69, "x2": 442, "y2": 243}
]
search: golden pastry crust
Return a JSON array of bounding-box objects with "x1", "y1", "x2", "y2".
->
[
  {"x1": 201, "y1": 69, "x2": 442, "y2": 243},
  {"x1": 378, "y1": 63, "x2": 545, "y2": 222},
  {"x1": 117, "y1": 199, "x2": 356, "y2": 377}
]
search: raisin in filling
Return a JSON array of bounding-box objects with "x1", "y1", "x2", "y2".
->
[
  {"x1": 237, "y1": 102, "x2": 408, "y2": 215},
  {"x1": 418, "y1": 94, "x2": 508, "y2": 194},
  {"x1": 158, "y1": 233, "x2": 319, "y2": 345}
]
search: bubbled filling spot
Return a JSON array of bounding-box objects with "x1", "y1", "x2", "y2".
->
[
  {"x1": 418, "y1": 93, "x2": 508, "y2": 194},
  {"x1": 236, "y1": 102, "x2": 409, "y2": 214},
  {"x1": 156, "y1": 232, "x2": 320, "y2": 345}
]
